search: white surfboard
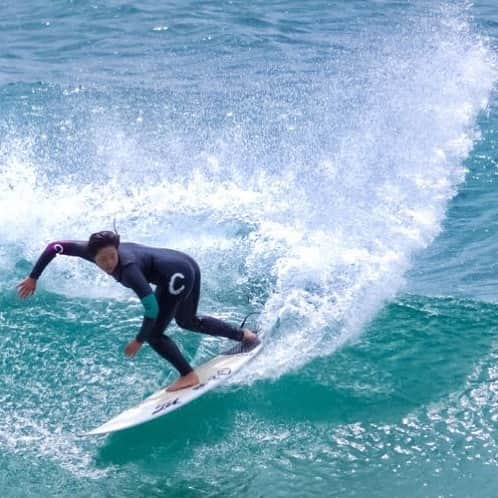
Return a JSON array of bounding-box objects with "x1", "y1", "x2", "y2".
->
[{"x1": 84, "y1": 338, "x2": 263, "y2": 436}]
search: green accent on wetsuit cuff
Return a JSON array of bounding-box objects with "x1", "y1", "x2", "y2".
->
[{"x1": 141, "y1": 293, "x2": 159, "y2": 319}]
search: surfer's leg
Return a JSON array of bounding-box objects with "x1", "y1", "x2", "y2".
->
[
  {"x1": 146, "y1": 286, "x2": 200, "y2": 391},
  {"x1": 146, "y1": 287, "x2": 194, "y2": 376},
  {"x1": 148, "y1": 335, "x2": 193, "y2": 376},
  {"x1": 174, "y1": 261, "x2": 256, "y2": 344}
]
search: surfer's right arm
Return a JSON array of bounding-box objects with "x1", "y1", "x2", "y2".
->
[{"x1": 17, "y1": 241, "x2": 92, "y2": 299}]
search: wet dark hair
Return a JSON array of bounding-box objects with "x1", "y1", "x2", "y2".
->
[{"x1": 88, "y1": 230, "x2": 120, "y2": 258}]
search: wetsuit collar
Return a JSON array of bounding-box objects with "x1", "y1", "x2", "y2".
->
[{"x1": 111, "y1": 244, "x2": 135, "y2": 281}]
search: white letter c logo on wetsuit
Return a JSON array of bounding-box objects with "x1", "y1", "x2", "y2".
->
[
  {"x1": 168, "y1": 273, "x2": 185, "y2": 295},
  {"x1": 54, "y1": 243, "x2": 64, "y2": 254}
]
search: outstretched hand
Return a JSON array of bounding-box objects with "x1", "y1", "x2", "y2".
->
[
  {"x1": 125, "y1": 339, "x2": 142, "y2": 357},
  {"x1": 17, "y1": 277, "x2": 37, "y2": 299}
]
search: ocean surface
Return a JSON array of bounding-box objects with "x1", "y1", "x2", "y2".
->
[{"x1": 1, "y1": 1, "x2": 498, "y2": 496}]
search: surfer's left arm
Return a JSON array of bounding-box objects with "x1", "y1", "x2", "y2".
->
[{"x1": 120, "y1": 264, "x2": 159, "y2": 357}]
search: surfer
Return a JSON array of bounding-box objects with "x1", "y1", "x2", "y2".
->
[{"x1": 17, "y1": 230, "x2": 259, "y2": 391}]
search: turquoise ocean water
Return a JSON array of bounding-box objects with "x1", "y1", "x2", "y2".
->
[{"x1": 1, "y1": 1, "x2": 498, "y2": 496}]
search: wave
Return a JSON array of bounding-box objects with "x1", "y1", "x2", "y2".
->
[{"x1": 0, "y1": 3, "x2": 496, "y2": 382}]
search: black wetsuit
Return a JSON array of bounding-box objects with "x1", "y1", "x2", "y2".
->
[{"x1": 30, "y1": 241, "x2": 244, "y2": 375}]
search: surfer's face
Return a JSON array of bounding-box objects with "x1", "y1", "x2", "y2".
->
[{"x1": 95, "y1": 245, "x2": 119, "y2": 274}]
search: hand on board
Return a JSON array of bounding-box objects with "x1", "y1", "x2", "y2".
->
[
  {"x1": 17, "y1": 277, "x2": 37, "y2": 299},
  {"x1": 124, "y1": 339, "x2": 142, "y2": 357}
]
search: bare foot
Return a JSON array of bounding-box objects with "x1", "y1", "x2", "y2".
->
[
  {"x1": 242, "y1": 329, "x2": 258, "y2": 343},
  {"x1": 167, "y1": 371, "x2": 200, "y2": 392},
  {"x1": 240, "y1": 329, "x2": 260, "y2": 352}
]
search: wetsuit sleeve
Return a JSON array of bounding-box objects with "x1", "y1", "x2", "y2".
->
[
  {"x1": 29, "y1": 241, "x2": 92, "y2": 280},
  {"x1": 120, "y1": 264, "x2": 159, "y2": 343}
]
